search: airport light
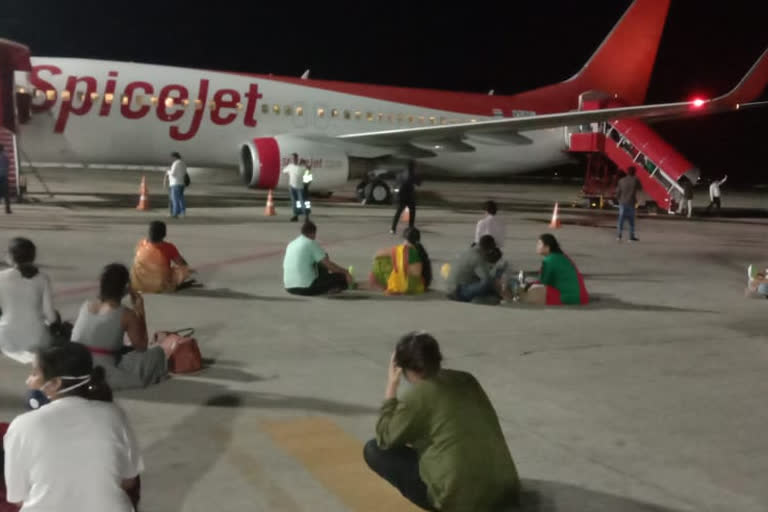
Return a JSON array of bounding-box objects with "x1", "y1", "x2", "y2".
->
[{"x1": 692, "y1": 98, "x2": 705, "y2": 108}]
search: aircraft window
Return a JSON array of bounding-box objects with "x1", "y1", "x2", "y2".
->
[
  {"x1": 296, "y1": 106, "x2": 304, "y2": 116},
  {"x1": 366, "y1": 112, "x2": 374, "y2": 121},
  {"x1": 377, "y1": 113, "x2": 384, "y2": 122},
  {"x1": 408, "y1": 115, "x2": 414, "y2": 123},
  {"x1": 121, "y1": 95, "x2": 130, "y2": 106},
  {"x1": 164, "y1": 97, "x2": 174, "y2": 108},
  {"x1": 273, "y1": 104, "x2": 281, "y2": 114},
  {"x1": 440, "y1": 117, "x2": 448, "y2": 125},
  {"x1": 317, "y1": 108, "x2": 326, "y2": 118},
  {"x1": 182, "y1": 98, "x2": 190, "y2": 108},
  {"x1": 262, "y1": 104, "x2": 269, "y2": 114},
  {"x1": 34, "y1": 89, "x2": 44, "y2": 99},
  {"x1": 284, "y1": 106, "x2": 293, "y2": 116},
  {"x1": 89, "y1": 92, "x2": 98, "y2": 101},
  {"x1": 387, "y1": 114, "x2": 394, "y2": 123},
  {"x1": 104, "y1": 93, "x2": 114, "y2": 104},
  {"x1": 418, "y1": 116, "x2": 425, "y2": 124},
  {"x1": 470, "y1": 119, "x2": 478, "y2": 123},
  {"x1": 150, "y1": 96, "x2": 158, "y2": 106},
  {"x1": 429, "y1": 116, "x2": 436, "y2": 125},
  {"x1": 344, "y1": 110, "x2": 351, "y2": 120},
  {"x1": 61, "y1": 91, "x2": 71, "y2": 101},
  {"x1": 209, "y1": 101, "x2": 217, "y2": 111},
  {"x1": 195, "y1": 99, "x2": 203, "y2": 110},
  {"x1": 46, "y1": 90, "x2": 56, "y2": 101},
  {"x1": 16, "y1": 87, "x2": 26, "y2": 94},
  {"x1": 76, "y1": 91, "x2": 85, "y2": 101},
  {"x1": 332, "y1": 108, "x2": 340, "y2": 118},
  {"x1": 354, "y1": 111, "x2": 362, "y2": 120}
]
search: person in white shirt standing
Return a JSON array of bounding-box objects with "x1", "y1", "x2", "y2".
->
[
  {"x1": 475, "y1": 200, "x2": 506, "y2": 248},
  {"x1": 4, "y1": 343, "x2": 143, "y2": 512},
  {"x1": 282, "y1": 153, "x2": 305, "y2": 222},
  {"x1": 164, "y1": 152, "x2": 188, "y2": 219},
  {"x1": 706, "y1": 174, "x2": 727, "y2": 215}
]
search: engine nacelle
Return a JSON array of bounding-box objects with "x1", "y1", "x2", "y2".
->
[{"x1": 238, "y1": 135, "x2": 350, "y2": 190}]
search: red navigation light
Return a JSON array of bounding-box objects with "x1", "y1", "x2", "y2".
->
[{"x1": 692, "y1": 98, "x2": 706, "y2": 108}]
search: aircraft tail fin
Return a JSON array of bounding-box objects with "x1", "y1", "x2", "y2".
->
[{"x1": 572, "y1": 0, "x2": 670, "y2": 105}]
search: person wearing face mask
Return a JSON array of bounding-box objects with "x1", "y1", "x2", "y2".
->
[
  {"x1": 3, "y1": 343, "x2": 143, "y2": 512},
  {"x1": 0, "y1": 238, "x2": 58, "y2": 364},
  {"x1": 363, "y1": 332, "x2": 520, "y2": 511}
]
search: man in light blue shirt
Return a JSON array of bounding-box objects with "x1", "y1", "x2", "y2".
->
[
  {"x1": 283, "y1": 221, "x2": 352, "y2": 295},
  {"x1": 0, "y1": 145, "x2": 11, "y2": 214}
]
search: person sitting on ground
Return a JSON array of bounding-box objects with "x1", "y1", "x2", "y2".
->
[
  {"x1": 511, "y1": 233, "x2": 589, "y2": 306},
  {"x1": 283, "y1": 221, "x2": 354, "y2": 295},
  {"x1": 364, "y1": 332, "x2": 520, "y2": 511},
  {"x1": 3, "y1": 343, "x2": 142, "y2": 512},
  {"x1": 745, "y1": 264, "x2": 768, "y2": 298},
  {"x1": 370, "y1": 227, "x2": 433, "y2": 295},
  {"x1": 446, "y1": 235, "x2": 504, "y2": 304},
  {"x1": 130, "y1": 220, "x2": 196, "y2": 293},
  {"x1": 72, "y1": 263, "x2": 168, "y2": 390},
  {"x1": 475, "y1": 200, "x2": 505, "y2": 248},
  {"x1": 0, "y1": 238, "x2": 58, "y2": 364}
]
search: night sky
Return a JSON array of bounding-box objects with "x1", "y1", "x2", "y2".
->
[{"x1": 2, "y1": 0, "x2": 766, "y2": 183}]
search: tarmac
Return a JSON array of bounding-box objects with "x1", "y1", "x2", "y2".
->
[{"x1": 1, "y1": 167, "x2": 767, "y2": 512}]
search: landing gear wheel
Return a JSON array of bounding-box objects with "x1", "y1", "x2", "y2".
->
[{"x1": 367, "y1": 180, "x2": 392, "y2": 205}]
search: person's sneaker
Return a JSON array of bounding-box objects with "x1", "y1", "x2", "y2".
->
[
  {"x1": 616, "y1": 237, "x2": 622, "y2": 242},
  {"x1": 389, "y1": 229, "x2": 396, "y2": 235},
  {"x1": 629, "y1": 236, "x2": 640, "y2": 242},
  {"x1": 290, "y1": 216, "x2": 299, "y2": 222},
  {"x1": 518, "y1": 270, "x2": 525, "y2": 285}
]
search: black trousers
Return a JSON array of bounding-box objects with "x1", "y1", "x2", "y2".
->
[
  {"x1": 0, "y1": 180, "x2": 10, "y2": 213},
  {"x1": 286, "y1": 265, "x2": 348, "y2": 296},
  {"x1": 391, "y1": 197, "x2": 416, "y2": 232},
  {"x1": 706, "y1": 197, "x2": 721, "y2": 214},
  {"x1": 363, "y1": 439, "x2": 435, "y2": 511}
]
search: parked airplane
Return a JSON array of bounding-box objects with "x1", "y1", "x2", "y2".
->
[{"x1": 0, "y1": 0, "x2": 766, "y2": 207}]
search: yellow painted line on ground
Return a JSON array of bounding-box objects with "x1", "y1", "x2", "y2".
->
[{"x1": 261, "y1": 417, "x2": 422, "y2": 512}]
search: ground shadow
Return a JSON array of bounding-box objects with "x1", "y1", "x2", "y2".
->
[
  {"x1": 326, "y1": 290, "x2": 447, "y2": 302},
  {"x1": 514, "y1": 478, "x2": 686, "y2": 512},
  {"x1": 177, "y1": 287, "x2": 305, "y2": 301},
  {"x1": 119, "y1": 378, "x2": 377, "y2": 415},
  {"x1": 581, "y1": 273, "x2": 668, "y2": 283},
  {"x1": 196, "y1": 365, "x2": 278, "y2": 384},
  {"x1": 584, "y1": 294, "x2": 715, "y2": 314},
  {"x1": 140, "y1": 394, "x2": 242, "y2": 512}
]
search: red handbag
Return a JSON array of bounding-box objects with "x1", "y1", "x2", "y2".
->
[{"x1": 153, "y1": 328, "x2": 202, "y2": 374}]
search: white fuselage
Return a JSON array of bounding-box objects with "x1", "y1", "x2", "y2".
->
[{"x1": 16, "y1": 58, "x2": 573, "y2": 179}]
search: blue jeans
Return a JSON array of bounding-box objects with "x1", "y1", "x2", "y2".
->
[
  {"x1": 170, "y1": 185, "x2": 186, "y2": 217},
  {"x1": 617, "y1": 204, "x2": 635, "y2": 238},
  {"x1": 289, "y1": 186, "x2": 306, "y2": 218}
]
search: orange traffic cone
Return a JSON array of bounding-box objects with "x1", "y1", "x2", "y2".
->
[
  {"x1": 400, "y1": 206, "x2": 410, "y2": 224},
  {"x1": 264, "y1": 189, "x2": 276, "y2": 216},
  {"x1": 548, "y1": 202, "x2": 561, "y2": 229},
  {"x1": 136, "y1": 176, "x2": 150, "y2": 211}
]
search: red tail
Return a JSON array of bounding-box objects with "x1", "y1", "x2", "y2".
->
[
  {"x1": 573, "y1": 0, "x2": 670, "y2": 105},
  {"x1": 510, "y1": 0, "x2": 670, "y2": 112}
]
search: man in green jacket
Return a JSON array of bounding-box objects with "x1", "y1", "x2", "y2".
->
[{"x1": 364, "y1": 332, "x2": 520, "y2": 511}]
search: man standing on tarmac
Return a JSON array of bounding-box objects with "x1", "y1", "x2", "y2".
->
[
  {"x1": 0, "y1": 145, "x2": 12, "y2": 214},
  {"x1": 390, "y1": 162, "x2": 418, "y2": 234},
  {"x1": 616, "y1": 166, "x2": 641, "y2": 242},
  {"x1": 164, "y1": 152, "x2": 188, "y2": 218},
  {"x1": 706, "y1": 174, "x2": 728, "y2": 215},
  {"x1": 283, "y1": 153, "x2": 306, "y2": 222}
]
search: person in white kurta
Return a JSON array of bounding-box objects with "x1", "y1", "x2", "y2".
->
[{"x1": 0, "y1": 238, "x2": 57, "y2": 364}]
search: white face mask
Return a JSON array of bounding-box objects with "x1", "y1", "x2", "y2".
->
[{"x1": 29, "y1": 374, "x2": 92, "y2": 409}]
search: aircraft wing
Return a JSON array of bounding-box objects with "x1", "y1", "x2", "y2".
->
[{"x1": 338, "y1": 47, "x2": 768, "y2": 151}]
